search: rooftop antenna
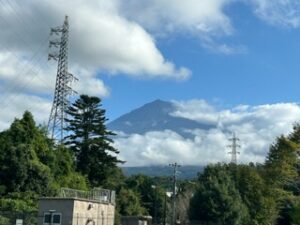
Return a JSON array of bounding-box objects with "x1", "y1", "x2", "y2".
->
[
  {"x1": 227, "y1": 133, "x2": 240, "y2": 164},
  {"x1": 47, "y1": 15, "x2": 78, "y2": 142}
]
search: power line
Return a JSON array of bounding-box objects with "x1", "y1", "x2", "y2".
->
[
  {"x1": 0, "y1": 37, "x2": 50, "y2": 94},
  {"x1": 0, "y1": 1, "x2": 60, "y2": 121},
  {"x1": 0, "y1": 40, "x2": 53, "y2": 111},
  {"x1": 0, "y1": 1, "x2": 52, "y2": 96},
  {"x1": 4, "y1": 0, "x2": 52, "y2": 28}
]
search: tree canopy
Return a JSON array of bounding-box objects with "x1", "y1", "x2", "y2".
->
[
  {"x1": 64, "y1": 95, "x2": 123, "y2": 187},
  {"x1": 0, "y1": 111, "x2": 87, "y2": 213},
  {"x1": 4, "y1": 97, "x2": 300, "y2": 225},
  {"x1": 189, "y1": 164, "x2": 249, "y2": 225}
]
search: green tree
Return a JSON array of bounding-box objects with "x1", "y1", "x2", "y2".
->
[
  {"x1": 51, "y1": 146, "x2": 88, "y2": 191},
  {"x1": 0, "y1": 112, "x2": 55, "y2": 196},
  {"x1": 117, "y1": 187, "x2": 147, "y2": 216},
  {"x1": 288, "y1": 198, "x2": 300, "y2": 225},
  {"x1": 125, "y1": 175, "x2": 165, "y2": 223},
  {"x1": 263, "y1": 135, "x2": 300, "y2": 224},
  {"x1": 65, "y1": 95, "x2": 123, "y2": 187},
  {"x1": 0, "y1": 111, "x2": 88, "y2": 213},
  {"x1": 102, "y1": 167, "x2": 125, "y2": 190},
  {"x1": 233, "y1": 164, "x2": 278, "y2": 225},
  {"x1": 189, "y1": 164, "x2": 249, "y2": 225},
  {"x1": 264, "y1": 136, "x2": 299, "y2": 189}
]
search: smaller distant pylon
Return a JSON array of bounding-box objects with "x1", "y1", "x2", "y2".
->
[{"x1": 227, "y1": 133, "x2": 240, "y2": 164}]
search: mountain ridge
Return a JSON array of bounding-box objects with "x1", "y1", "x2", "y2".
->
[
  {"x1": 107, "y1": 99, "x2": 215, "y2": 137},
  {"x1": 121, "y1": 165, "x2": 204, "y2": 179}
]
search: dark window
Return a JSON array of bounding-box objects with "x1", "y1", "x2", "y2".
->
[
  {"x1": 53, "y1": 214, "x2": 61, "y2": 223},
  {"x1": 44, "y1": 214, "x2": 51, "y2": 223},
  {"x1": 44, "y1": 213, "x2": 61, "y2": 225}
]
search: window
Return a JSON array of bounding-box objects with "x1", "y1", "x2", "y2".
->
[
  {"x1": 44, "y1": 214, "x2": 51, "y2": 223},
  {"x1": 53, "y1": 214, "x2": 61, "y2": 224},
  {"x1": 43, "y1": 212, "x2": 62, "y2": 225}
]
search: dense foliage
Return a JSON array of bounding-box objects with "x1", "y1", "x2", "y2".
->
[
  {"x1": 3, "y1": 97, "x2": 300, "y2": 225},
  {"x1": 0, "y1": 96, "x2": 164, "y2": 224},
  {"x1": 0, "y1": 111, "x2": 88, "y2": 213},
  {"x1": 188, "y1": 124, "x2": 300, "y2": 225}
]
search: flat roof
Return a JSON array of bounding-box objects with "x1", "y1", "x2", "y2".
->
[
  {"x1": 39, "y1": 197, "x2": 113, "y2": 205},
  {"x1": 121, "y1": 216, "x2": 152, "y2": 220}
]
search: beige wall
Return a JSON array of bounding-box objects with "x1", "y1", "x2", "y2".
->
[
  {"x1": 38, "y1": 198, "x2": 115, "y2": 225},
  {"x1": 73, "y1": 199, "x2": 115, "y2": 225}
]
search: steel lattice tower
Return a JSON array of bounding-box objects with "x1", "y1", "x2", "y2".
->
[
  {"x1": 227, "y1": 133, "x2": 240, "y2": 164},
  {"x1": 48, "y1": 16, "x2": 77, "y2": 142}
]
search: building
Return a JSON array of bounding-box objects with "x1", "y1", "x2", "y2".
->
[
  {"x1": 121, "y1": 216, "x2": 152, "y2": 225},
  {"x1": 37, "y1": 188, "x2": 115, "y2": 225}
]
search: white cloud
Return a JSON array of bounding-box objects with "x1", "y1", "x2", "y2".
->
[
  {"x1": 119, "y1": 0, "x2": 234, "y2": 36},
  {"x1": 201, "y1": 38, "x2": 248, "y2": 55},
  {"x1": 249, "y1": 0, "x2": 300, "y2": 28},
  {"x1": 171, "y1": 99, "x2": 216, "y2": 124},
  {"x1": 0, "y1": 0, "x2": 194, "y2": 129},
  {"x1": 68, "y1": 5, "x2": 190, "y2": 79},
  {"x1": 114, "y1": 100, "x2": 300, "y2": 166},
  {"x1": 0, "y1": 51, "x2": 56, "y2": 94},
  {"x1": 118, "y1": 0, "x2": 244, "y2": 54},
  {"x1": 0, "y1": 93, "x2": 52, "y2": 129},
  {"x1": 71, "y1": 67, "x2": 110, "y2": 97},
  {"x1": 0, "y1": 0, "x2": 190, "y2": 80},
  {"x1": 114, "y1": 129, "x2": 229, "y2": 166}
]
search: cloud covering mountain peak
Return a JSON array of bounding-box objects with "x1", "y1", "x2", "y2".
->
[{"x1": 111, "y1": 100, "x2": 300, "y2": 166}]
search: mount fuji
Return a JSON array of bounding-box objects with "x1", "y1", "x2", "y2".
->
[{"x1": 107, "y1": 99, "x2": 215, "y2": 137}]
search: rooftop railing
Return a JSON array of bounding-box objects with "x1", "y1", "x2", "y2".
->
[{"x1": 59, "y1": 187, "x2": 116, "y2": 204}]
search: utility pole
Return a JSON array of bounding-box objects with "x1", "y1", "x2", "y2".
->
[
  {"x1": 163, "y1": 193, "x2": 167, "y2": 225},
  {"x1": 169, "y1": 162, "x2": 180, "y2": 225},
  {"x1": 227, "y1": 133, "x2": 240, "y2": 164},
  {"x1": 151, "y1": 185, "x2": 158, "y2": 225},
  {"x1": 47, "y1": 15, "x2": 78, "y2": 142}
]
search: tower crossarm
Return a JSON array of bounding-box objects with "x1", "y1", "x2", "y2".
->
[
  {"x1": 50, "y1": 26, "x2": 64, "y2": 35},
  {"x1": 49, "y1": 40, "x2": 61, "y2": 48},
  {"x1": 48, "y1": 53, "x2": 59, "y2": 61}
]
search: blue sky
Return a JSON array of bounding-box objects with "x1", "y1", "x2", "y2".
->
[
  {"x1": 2, "y1": 0, "x2": 300, "y2": 165},
  {"x1": 101, "y1": 1, "x2": 300, "y2": 120}
]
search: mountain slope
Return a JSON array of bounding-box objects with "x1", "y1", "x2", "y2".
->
[
  {"x1": 108, "y1": 99, "x2": 214, "y2": 136},
  {"x1": 121, "y1": 165, "x2": 204, "y2": 179}
]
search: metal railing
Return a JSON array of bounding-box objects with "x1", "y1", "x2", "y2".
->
[{"x1": 59, "y1": 188, "x2": 116, "y2": 204}]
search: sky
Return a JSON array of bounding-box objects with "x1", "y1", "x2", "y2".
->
[{"x1": 1, "y1": 0, "x2": 300, "y2": 166}]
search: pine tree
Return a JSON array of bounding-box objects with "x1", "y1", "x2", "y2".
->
[{"x1": 64, "y1": 95, "x2": 122, "y2": 187}]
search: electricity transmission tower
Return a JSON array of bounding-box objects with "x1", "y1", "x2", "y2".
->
[
  {"x1": 47, "y1": 16, "x2": 77, "y2": 142},
  {"x1": 227, "y1": 133, "x2": 240, "y2": 164},
  {"x1": 169, "y1": 162, "x2": 181, "y2": 225}
]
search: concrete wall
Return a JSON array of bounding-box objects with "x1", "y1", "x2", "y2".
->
[
  {"x1": 38, "y1": 198, "x2": 74, "y2": 225},
  {"x1": 72, "y1": 199, "x2": 115, "y2": 225},
  {"x1": 38, "y1": 198, "x2": 115, "y2": 225}
]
